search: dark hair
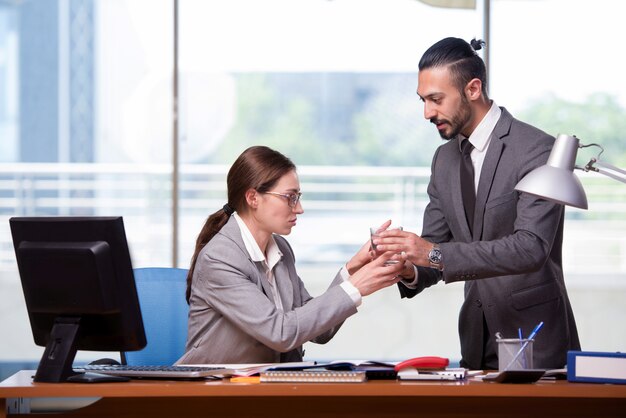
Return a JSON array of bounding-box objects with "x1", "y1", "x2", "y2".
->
[
  {"x1": 419, "y1": 37, "x2": 488, "y2": 99},
  {"x1": 185, "y1": 146, "x2": 296, "y2": 302}
]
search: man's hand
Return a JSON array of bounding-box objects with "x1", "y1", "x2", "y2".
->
[{"x1": 373, "y1": 229, "x2": 433, "y2": 268}]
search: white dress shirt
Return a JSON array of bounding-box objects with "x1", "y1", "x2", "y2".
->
[
  {"x1": 464, "y1": 101, "x2": 501, "y2": 192},
  {"x1": 234, "y1": 213, "x2": 284, "y2": 310}
]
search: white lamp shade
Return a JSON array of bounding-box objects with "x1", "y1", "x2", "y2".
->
[
  {"x1": 514, "y1": 134, "x2": 589, "y2": 209},
  {"x1": 515, "y1": 164, "x2": 588, "y2": 209}
]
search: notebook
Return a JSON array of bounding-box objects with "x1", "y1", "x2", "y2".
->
[
  {"x1": 76, "y1": 364, "x2": 236, "y2": 379},
  {"x1": 260, "y1": 370, "x2": 366, "y2": 383}
]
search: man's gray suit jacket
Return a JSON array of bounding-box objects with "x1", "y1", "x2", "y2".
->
[
  {"x1": 177, "y1": 216, "x2": 357, "y2": 364},
  {"x1": 400, "y1": 107, "x2": 580, "y2": 370}
]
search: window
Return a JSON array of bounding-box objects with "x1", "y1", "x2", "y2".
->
[
  {"x1": 491, "y1": 0, "x2": 626, "y2": 357},
  {"x1": 1, "y1": 0, "x2": 623, "y2": 368}
]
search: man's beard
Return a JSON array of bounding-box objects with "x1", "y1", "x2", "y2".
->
[{"x1": 431, "y1": 93, "x2": 472, "y2": 140}]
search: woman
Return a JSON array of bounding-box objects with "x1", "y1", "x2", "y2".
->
[{"x1": 177, "y1": 146, "x2": 405, "y2": 364}]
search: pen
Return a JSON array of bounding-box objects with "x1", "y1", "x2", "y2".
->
[
  {"x1": 504, "y1": 321, "x2": 544, "y2": 371},
  {"x1": 518, "y1": 327, "x2": 525, "y2": 368},
  {"x1": 526, "y1": 321, "x2": 544, "y2": 341}
]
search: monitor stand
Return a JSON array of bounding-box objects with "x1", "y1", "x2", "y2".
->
[{"x1": 35, "y1": 317, "x2": 128, "y2": 383}]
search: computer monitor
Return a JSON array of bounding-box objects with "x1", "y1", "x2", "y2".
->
[{"x1": 9, "y1": 216, "x2": 147, "y2": 383}]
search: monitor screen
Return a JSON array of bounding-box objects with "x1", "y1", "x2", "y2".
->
[{"x1": 10, "y1": 216, "x2": 146, "y2": 382}]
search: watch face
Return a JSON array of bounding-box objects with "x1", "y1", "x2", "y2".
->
[{"x1": 429, "y1": 248, "x2": 442, "y2": 264}]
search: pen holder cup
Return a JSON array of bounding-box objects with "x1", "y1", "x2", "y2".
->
[{"x1": 497, "y1": 338, "x2": 534, "y2": 371}]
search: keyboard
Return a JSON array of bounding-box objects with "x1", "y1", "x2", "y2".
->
[{"x1": 76, "y1": 365, "x2": 236, "y2": 379}]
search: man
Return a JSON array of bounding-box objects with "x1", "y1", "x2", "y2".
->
[{"x1": 375, "y1": 37, "x2": 580, "y2": 370}]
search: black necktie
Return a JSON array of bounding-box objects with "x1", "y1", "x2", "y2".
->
[{"x1": 460, "y1": 139, "x2": 476, "y2": 234}]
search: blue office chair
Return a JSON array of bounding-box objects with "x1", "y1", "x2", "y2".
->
[{"x1": 122, "y1": 267, "x2": 190, "y2": 366}]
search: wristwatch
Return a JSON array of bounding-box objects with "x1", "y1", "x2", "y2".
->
[{"x1": 428, "y1": 244, "x2": 443, "y2": 270}]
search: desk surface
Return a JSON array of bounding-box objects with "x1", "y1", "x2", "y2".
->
[
  {"x1": 2, "y1": 370, "x2": 626, "y2": 418},
  {"x1": 2, "y1": 370, "x2": 626, "y2": 399}
]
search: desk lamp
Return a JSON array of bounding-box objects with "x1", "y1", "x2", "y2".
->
[{"x1": 514, "y1": 134, "x2": 626, "y2": 209}]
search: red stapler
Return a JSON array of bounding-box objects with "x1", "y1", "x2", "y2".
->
[{"x1": 394, "y1": 356, "x2": 450, "y2": 372}]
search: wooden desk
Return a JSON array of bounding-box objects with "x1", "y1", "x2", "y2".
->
[{"x1": 1, "y1": 370, "x2": 625, "y2": 418}]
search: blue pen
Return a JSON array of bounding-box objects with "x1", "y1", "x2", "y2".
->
[
  {"x1": 518, "y1": 328, "x2": 525, "y2": 368},
  {"x1": 526, "y1": 321, "x2": 544, "y2": 341},
  {"x1": 504, "y1": 321, "x2": 544, "y2": 371}
]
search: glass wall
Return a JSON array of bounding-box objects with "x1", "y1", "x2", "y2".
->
[
  {"x1": 490, "y1": 0, "x2": 626, "y2": 354},
  {"x1": 176, "y1": 0, "x2": 483, "y2": 361},
  {"x1": 0, "y1": 0, "x2": 174, "y2": 366},
  {"x1": 1, "y1": 0, "x2": 624, "y2": 372}
]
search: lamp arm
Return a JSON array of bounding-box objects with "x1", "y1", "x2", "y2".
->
[{"x1": 583, "y1": 158, "x2": 626, "y2": 185}]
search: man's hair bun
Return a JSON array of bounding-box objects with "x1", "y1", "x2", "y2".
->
[{"x1": 470, "y1": 38, "x2": 486, "y2": 51}]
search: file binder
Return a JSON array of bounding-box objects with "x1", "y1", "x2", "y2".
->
[{"x1": 567, "y1": 350, "x2": 626, "y2": 384}]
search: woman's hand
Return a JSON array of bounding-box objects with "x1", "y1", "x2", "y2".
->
[
  {"x1": 348, "y1": 251, "x2": 404, "y2": 297},
  {"x1": 346, "y1": 220, "x2": 392, "y2": 275}
]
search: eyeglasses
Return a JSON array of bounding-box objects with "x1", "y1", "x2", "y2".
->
[{"x1": 264, "y1": 191, "x2": 302, "y2": 208}]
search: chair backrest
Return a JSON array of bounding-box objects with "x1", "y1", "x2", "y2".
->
[{"x1": 123, "y1": 267, "x2": 189, "y2": 366}]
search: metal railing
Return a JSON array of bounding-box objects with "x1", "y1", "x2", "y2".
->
[{"x1": 1, "y1": 162, "x2": 625, "y2": 279}]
